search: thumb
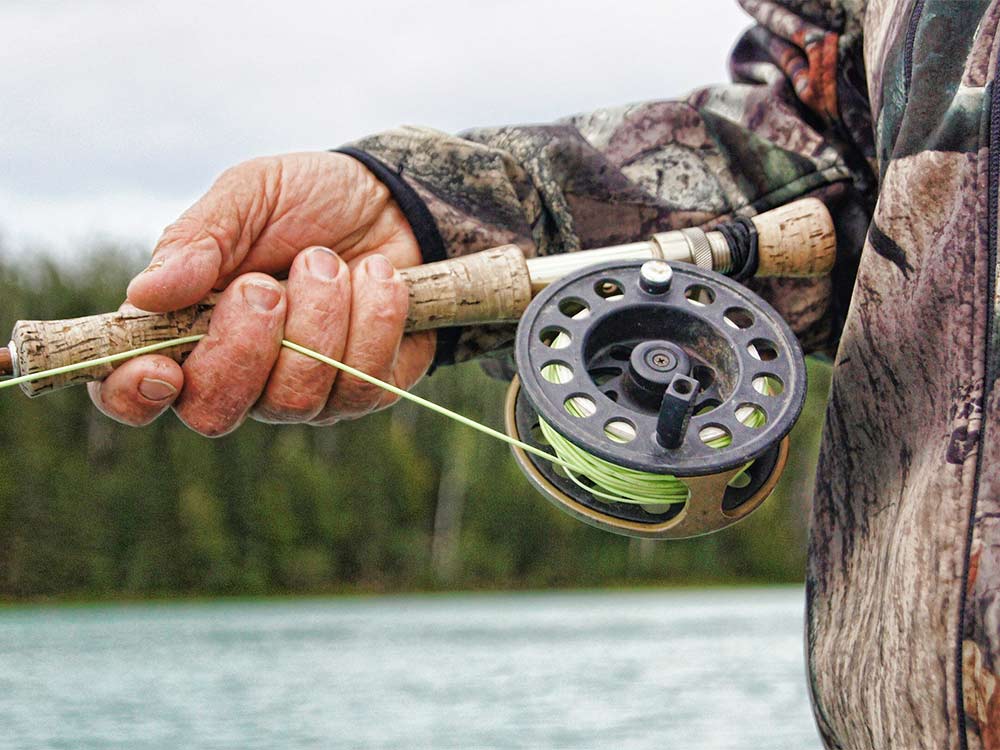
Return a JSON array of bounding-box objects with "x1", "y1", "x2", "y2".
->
[
  {"x1": 126, "y1": 226, "x2": 223, "y2": 312},
  {"x1": 127, "y1": 159, "x2": 276, "y2": 311}
]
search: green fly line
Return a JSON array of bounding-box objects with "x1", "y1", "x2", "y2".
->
[
  {"x1": 537, "y1": 313, "x2": 768, "y2": 508},
  {"x1": 0, "y1": 334, "x2": 768, "y2": 507},
  {"x1": 0, "y1": 336, "x2": 566, "y2": 469}
]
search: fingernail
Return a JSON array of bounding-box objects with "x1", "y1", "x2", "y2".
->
[
  {"x1": 139, "y1": 378, "x2": 177, "y2": 402},
  {"x1": 130, "y1": 253, "x2": 178, "y2": 300},
  {"x1": 305, "y1": 247, "x2": 341, "y2": 280},
  {"x1": 366, "y1": 254, "x2": 395, "y2": 281},
  {"x1": 243, "y1": 280, "x2": 282, "y2": 312},
  {"x1": 128, "y1": 255, "x2": 171, "y2": 299},
  {"x1": 141, "y1": 257, "x2": 166, "y2": 274}
]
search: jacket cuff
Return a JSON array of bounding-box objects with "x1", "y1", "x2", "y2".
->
[{"x1": 334, "y1": 147, "x2": 460, "y2": 368}]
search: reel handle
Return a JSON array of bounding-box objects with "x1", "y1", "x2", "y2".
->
[{"x1": 6, "y1": 198, "x2": 834, "y2": 396}]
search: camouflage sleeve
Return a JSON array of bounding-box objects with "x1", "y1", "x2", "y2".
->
[{"x1": 341, "y1": 0, "x2": 875, "y2": 367}]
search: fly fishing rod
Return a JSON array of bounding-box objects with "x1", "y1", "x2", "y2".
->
[{"x1": 0, "y1": 198, "x2": 835, "y2": 539}]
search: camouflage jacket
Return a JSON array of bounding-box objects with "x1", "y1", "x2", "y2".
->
[{"x1": 343, "y1": 1, "x2": 1000, "y2": 747}]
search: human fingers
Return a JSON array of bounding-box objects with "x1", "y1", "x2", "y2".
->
[
  {"x1": 172, "y1": 274, "x2": 286, "y2": 437},
  {"x1": 313, "y1": 254, "x2": 410, "y2": 423},
  {"x1": 252, "y1": 247, "x2": 351, "y2": 423},
  {"x1": 87, "y1": 355, "x2": 184, "y2": 427}
]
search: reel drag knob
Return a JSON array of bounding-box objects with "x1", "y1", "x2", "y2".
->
[{"x1": 504, "y1": 260, "x2": 807, "y2": 540}]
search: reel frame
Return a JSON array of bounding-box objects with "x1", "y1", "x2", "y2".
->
[{"x1": 507, "y1": 260, "x2": 806, "y2": 540}]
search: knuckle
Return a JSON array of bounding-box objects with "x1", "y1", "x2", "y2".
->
[
  {"x1": 373, "y1": 304, "x2": 405, "y2": 329},
  {"x1": 383, "y1": 280, "x2": 410, "y2": 318},
  {"x1": 230, "y1": 156, "x2": 284, "y2": 216},
  {"x1": 386, "y1": 274, "x2": 410, "y2": 302},
  {"x1": 154, "y1": 215, "x2": 195, "y2": 251},
  {"x1": 156, "y1": 212, "x2": 227, "y2": 262},
  {"x1": 353, "y1": 277, "x2": 406, "y2": 326},
  {"x1": 199, "y1": 221, "x2": 237, "y2": 264}
]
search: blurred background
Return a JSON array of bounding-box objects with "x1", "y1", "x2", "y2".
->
[{"x1": 0, "y1": 1, "x2": 829, "y2": 748}]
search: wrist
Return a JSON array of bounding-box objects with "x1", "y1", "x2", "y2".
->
[{"x1": 333, "y1": 147, "x2": 447, "y2": 266}]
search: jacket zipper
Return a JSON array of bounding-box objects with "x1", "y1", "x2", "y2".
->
[
  {"x1": 957, "y1": 55, "x2": 1000, "y2": 750},
  {"x1": 984, "y1": 58, "x2": 1000, "y2": 404}
]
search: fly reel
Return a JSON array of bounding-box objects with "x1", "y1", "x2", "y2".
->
[{"x1": 504, "y1": 260, "x2": 807, "y2": 539}]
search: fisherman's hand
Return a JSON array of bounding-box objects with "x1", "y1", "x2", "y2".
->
[{"x1": 88, "y1": 152, "x2": 435, "y2": 435}]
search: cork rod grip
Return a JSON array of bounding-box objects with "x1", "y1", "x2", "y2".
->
[
  {"x1": 751, "y1": 198, "x2": 836, "y2": 277},
  {"x1": 401, "y1": 244, "x2": 532, "y2": 332},
  {"x1": 11, "y1": 245, "x2": 533, "y2": 397}
]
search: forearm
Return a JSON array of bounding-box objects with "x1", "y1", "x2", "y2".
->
[{"x1": 340, "y1": 1, "x2": 874, "y2": 363}]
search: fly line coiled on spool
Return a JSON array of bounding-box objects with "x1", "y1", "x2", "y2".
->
[{"x1": 538, "y1": 349, "x2": 771, "y2": 511}]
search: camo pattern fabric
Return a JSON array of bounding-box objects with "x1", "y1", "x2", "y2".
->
[{"x1": 347, "y1": 1, "x2": 1000, "y2": 746}]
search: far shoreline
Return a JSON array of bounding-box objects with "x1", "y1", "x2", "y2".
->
[{"x1": 0, "y1": 580, "x2": 807, "y2": 610}]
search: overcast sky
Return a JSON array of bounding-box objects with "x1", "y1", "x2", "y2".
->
[{"x1": 0, "y1": 1, "x2": 749, "y2": 260}]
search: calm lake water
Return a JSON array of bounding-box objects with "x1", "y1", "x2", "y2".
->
[{"x1": 0, "y1": 588, "x2": 821, "y2": 750}]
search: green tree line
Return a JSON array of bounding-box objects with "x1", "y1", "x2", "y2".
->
[{"x1": 0, "y1": 243, "x2": 831, "y2": 599}]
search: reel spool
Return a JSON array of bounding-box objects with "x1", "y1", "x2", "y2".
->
[{"x1": 504, "y1": 260, "x2": 806, "y2": 539}]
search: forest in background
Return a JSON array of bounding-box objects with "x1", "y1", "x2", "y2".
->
[{"x1": 0, "y1": 243, "x2": 831, "y2": 600}]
